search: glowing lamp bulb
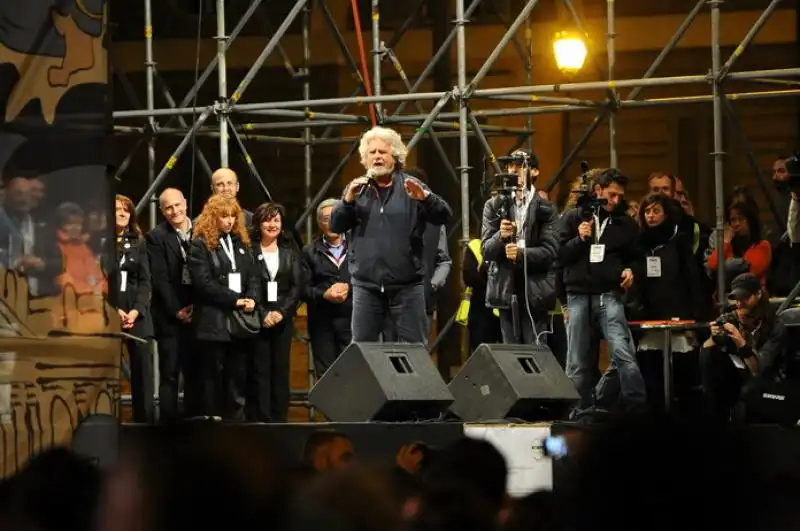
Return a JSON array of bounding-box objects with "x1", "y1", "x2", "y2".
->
[{"x1": 553, "y1": 32, "x2": 587, "y2": 75}]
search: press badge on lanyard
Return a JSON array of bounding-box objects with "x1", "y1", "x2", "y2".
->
[
  {"x1": 119, "y1": 255, "x2": 128, "y2": 292},
  {"x1": 646, "y1": 256, "x2": 662, "y2": 278},
  {"x1": 646, "y1": 226, "x2": 675, "y2": 278},
  {"x1": 220, "y1": 236, "x2": 241, "y2": 293},
  {"x1": 590, "y1": 216, "x2": 610, "y2": 263}
]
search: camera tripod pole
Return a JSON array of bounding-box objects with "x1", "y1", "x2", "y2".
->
[{"x1": 510, "y1": 293, "x2": 522, "y2": 343}]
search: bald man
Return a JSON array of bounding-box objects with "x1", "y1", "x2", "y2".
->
[
  {"x1": 211, "y1": 168, "x2": 253, "y2": 227},
  {"x1": 145, "y1": 188, "x2": 200, "y2": 420}
]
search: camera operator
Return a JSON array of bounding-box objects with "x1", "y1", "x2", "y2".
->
[
  {"x1": 700, "y1": 273, "x2": 787, "y2": 423},
  {"x1": 481, "y1": 150, "x2": 558, "y2": 344},
  {"x1": 558, "y1": 169, "x2": 647, "y2": 416}
]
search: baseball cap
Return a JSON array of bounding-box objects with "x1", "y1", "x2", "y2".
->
[{"x1": 730, "y1": 273, "x2": 761, "y2": 301}]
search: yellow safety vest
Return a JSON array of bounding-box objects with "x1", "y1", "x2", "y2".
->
[{"x1": 456, "y1": 239, "x2": 500, "y2": 326}]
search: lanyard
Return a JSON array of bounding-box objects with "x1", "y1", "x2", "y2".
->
[
  {"x1": 220, "y1": 235, "x2": 237, "y2": 271},
  {"x1": 592, "y1": 214, "x2": 611, "y2": 244},
  {"x1": 119, "y1": 254, "x2": 126, "y2": 267},
  {"x1": 650, "y1": 226, "x2": 679, "y2": 255}
]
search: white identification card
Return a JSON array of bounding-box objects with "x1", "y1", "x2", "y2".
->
[
  {"x1": 181, "y1": 265, "x2": 192, "y2": 285},
  {"x1": 267, "y1": 281, "x2": 278, "y2": 302},
  {"x1": 589, "y1": 244, "x2": 605, "y2": 263},
  {"x1": 120, "y1": 271, "x2": 128, "y2": 292},
  {"x1": 228, "y1": 272, "x2": 242, "y2": 293},
  {"x1": 517, "y1": 238, "x2": 526, "y2": 248},
  {"x1": 646, "y1": 256, "x2": 662, "y2": 278}
]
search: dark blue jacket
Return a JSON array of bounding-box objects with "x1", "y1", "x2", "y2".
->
[{"x1": 330, "y1": 171, "x2": 452, "y2": 291}]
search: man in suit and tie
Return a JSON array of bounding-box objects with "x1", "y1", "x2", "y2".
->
[{"x1": 145, "y1": 188, "x2": 198, "y2": 420}]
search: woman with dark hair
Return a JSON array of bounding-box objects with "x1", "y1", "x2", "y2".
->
[
  {"x1": 189, "y1": 195, "x2": 259, "y2": 421},
  {"x1": 114, "y1": 194, "x2": 154, "y2": 423},
  {"x1": 249, "y1": 202, "x2": 304, "y2": 422},
  {"x1": 633, "y1": 194, "x2": 706, "y2": 413},
  {"x1": 706, "y1": 201, "x2": 771, "y2": 290}
]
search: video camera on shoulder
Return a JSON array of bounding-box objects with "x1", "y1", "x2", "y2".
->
[{"x1": 572, "y1": 161, "x2": 608, "y2": 221}]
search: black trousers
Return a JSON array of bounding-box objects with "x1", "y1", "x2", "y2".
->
[
  {"x1": 699, "y1": 346, "x2": 745, "y2": 423},
  {"x1": 248, "y1": 323, "x2": 293, "y2": 422},
  {"x1": 352, "y1": 284, "x2": 428, "y2": 345},
  {"x1": 498, "y1": 308, "x2": 548, "y2": 345},
  {"x1": 637, "y1": 349, "x2": 701, "y2": 415},
  {"x1": 126, "y1": 339, "x2": 154, "y2": 423},
  {"x1": 309, "y1": 314, "x2": 351, "y2": 378},
  {"x1": 199, "y1": 339, "x2": 249, "y2": 421},
  {"x1": 156, "y1": 325, "x2": 200, "y2": 421}
]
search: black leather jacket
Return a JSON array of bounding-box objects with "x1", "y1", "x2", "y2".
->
[{"x1": 480, "y1": 192, "x2": 559, "y2": 314}]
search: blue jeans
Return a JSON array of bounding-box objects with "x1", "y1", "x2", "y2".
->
[
  {"x1": 565, "y1": 293, "x2": 646, "y2": 410},
  {"x1": 352, "y1": 284, "x2": 428, "y2": 346}
]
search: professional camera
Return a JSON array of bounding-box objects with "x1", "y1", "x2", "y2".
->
[
  {"x1": 491, "y1": 172, "x2": 520, "y2": 196},
  {"x1": 572, "y1": 161, "x2": 608, "y2": 221},
  {"x1": 711, "y1": 315, "x2": 740, "y2": 352}
]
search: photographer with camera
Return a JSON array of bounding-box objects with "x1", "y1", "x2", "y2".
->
[
  {"x1": 480, "y1": 150, "x2": 558, "y2": 344},
  {"x1": 700, "y1": 273, "x2": 787, "y2": 423},
  {"x1": 558, "y1": 168, "x2": 646, "y2": 416}
]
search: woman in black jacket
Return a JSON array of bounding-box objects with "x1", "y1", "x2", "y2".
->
[
  {"x1": 249, "y1": 202, "x2": 303, "y2": 422},
  {"x1": 114, "y1": 194, "x2": 154, "y2": 423},
  {"x1": 188, "y1": 194, "x2": 259, "y2": 421},
  {"x1": 634, "y1": 193, "x2": 705, "y2": 413}
]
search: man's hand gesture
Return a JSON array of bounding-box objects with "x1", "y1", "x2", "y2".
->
[{"x1": 404, "y1": 177, "x2": 429, "y2": 201}]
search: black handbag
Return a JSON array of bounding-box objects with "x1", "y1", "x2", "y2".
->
[{"x1": 228, "y1": 309, "x2": 261, "y2": 338}]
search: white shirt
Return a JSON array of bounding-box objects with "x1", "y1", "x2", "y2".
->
[{"x1": 262, "y1": 247, "x2": 279, "y2": 280}]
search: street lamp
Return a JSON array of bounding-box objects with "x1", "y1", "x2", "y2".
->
[{"x1": 553, "y1": 31, "x2": 587, "y2": 75}]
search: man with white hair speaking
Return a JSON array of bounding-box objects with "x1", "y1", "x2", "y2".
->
[{"x1": 330, "y1": 126, "x2": 452, "y2": 345}]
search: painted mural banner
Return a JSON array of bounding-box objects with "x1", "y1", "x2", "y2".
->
[{"x1": 0, "y1": 0, "x2": 118, "y2": 476}]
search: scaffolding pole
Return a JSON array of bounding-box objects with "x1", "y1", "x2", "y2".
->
[
  {"x1": 371, "y1": 0, "x2": 383, "y2": 120},
  {"x1": 217, "y1": 0, "x2": 229, "y2": 167},
  {"x1": 115, "y1": 67, "x2": 800, "y2": 120},
  {"x1": 230, "y1": 0, "x2": 308, "y2": 104},
  {"x1": 302, "y1": 2, "x2": 313, "y2": 245},
  {"x1": 135, "y1": 107, "x2": 214, "y2": 215},
  {"x1": 144, "y1": 0, "x2": 156, "y2": 227},
  {"x1": 456, "y1": 0, "x2": 470, "y2": 244},
  {"x1": 606, "y1": 0, "x2": 618, "y2": 167},
  {"x1": 710, "y1": 0, "x2": 727, "y2": 302}
]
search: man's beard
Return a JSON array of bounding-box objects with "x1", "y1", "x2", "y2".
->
[{"x1": 371, "y1": 164, "x2": 394, "y2": 178}]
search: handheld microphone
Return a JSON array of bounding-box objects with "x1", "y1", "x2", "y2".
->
[{"x1": 359, "y1": 168, "x2": 377, "y2": 197}]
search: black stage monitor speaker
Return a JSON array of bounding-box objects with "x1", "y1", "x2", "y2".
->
[
  {"x1": 449, "y1": 343, "x2": 580, "y2": 422},
  {"x1": 309, "y1": 342, "x2": 454, "y2": 422},
  {"x1": 743, "y1": 379, "x2": 800, "y2": 426}
]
